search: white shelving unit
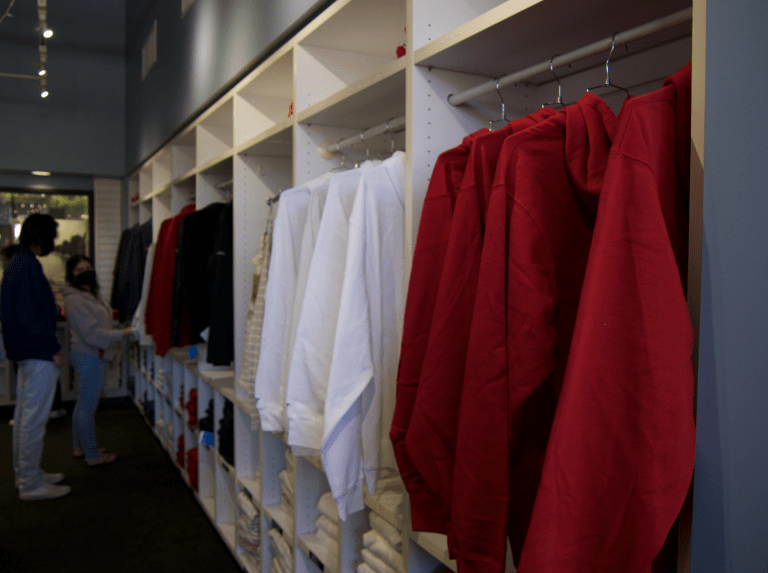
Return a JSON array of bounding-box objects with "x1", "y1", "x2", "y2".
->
[{"x1": 127, "y1": 0, "x2": 702, "y2": 571}]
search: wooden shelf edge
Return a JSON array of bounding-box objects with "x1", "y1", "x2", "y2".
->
[
  {"x1": 409, "y1": 531, "x2": 458, "y2": 572},
  {"x1": 295, "y1": 57, "x2": 406, "y2": 124},
  {"x1": 413, "y1": 0, "x2": 540, "y2": 65}
]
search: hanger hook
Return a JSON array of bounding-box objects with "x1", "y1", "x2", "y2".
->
[
  {"x1": 360, "y1": 132, "x2": 370, "y2": 159},
  {"x1": 605, "y1": 33, "x2": 618, "y2": 86},
  {"x1": 550, "y1": 55, "x2": 563, "y2": 103},
  {"x1": 496, "y1": 79, "x2": 506, "y2": 121},
  {"x1": 385, "y1": 118, "x2": 396, "y2": 154},
  {"x1": 336, "y1": 136, "x2": 346, "y2": 168}
]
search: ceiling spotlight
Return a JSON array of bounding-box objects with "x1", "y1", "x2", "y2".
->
[
  {"x1": 43, "y1": 28, "x2": 53, "y2": 39},
  {"x1": 32, "y1": 171, "x2": 52, "y2": 177},
  {"x1": 38, "y1": 68, "x2": 47, "y2": 76},
  {"x1": 41, "y1": 89, "x2": 49, "y2": 98}
]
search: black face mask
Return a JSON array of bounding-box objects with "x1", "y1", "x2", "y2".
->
[
  {"x1": 39, "y1": 238, "x2": 55, "y2": 257},
  {"x1": 74, "y1": 270, "x2": 99, "y2": 292}
]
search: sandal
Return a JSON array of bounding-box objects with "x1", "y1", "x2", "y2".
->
[
  {"x1": 85, "y1": 452, "x2": 118, "y2": 466},
  {"x1": 73, "y1": 447, "x2": 106, "y2": 458}
]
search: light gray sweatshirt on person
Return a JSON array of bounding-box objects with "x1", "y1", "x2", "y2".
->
[{"x1": 62, "y1": 285, "x2": 124, "y2": 361}]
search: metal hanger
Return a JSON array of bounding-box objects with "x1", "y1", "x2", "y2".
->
[
  {"x1": 353, "y1": 132, "x2": 371, "y2": 168},
  {"x1": 330, "y1": 137, "x2": 348, "y2": 172},
  {"x1": 586, "y1": 34, "x2": 630, "y2": 98},
  {"x1": 381, "y1": 118, "x2": 396, "y2": 158},
  {"x1": 488, "y1": 79, "x2": 508, "y2": 130},
  {"x1": 542, "y1": 55, "x2": 569, "y2": 109}
]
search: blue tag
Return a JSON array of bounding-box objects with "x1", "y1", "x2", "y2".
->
[
  {"x1": 200, "y1": 431, "x2": 214, "y2": 446},
  {"x1": 188, "y1": 345, "x2": 198, "y2": 359}
]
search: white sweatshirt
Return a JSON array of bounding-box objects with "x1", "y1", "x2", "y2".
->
[
  {"x1": 255, "y1": 173, "x2": 331, "y2": 433},
  {"x1": 286, "y1": 163, "x2": 379, "y2": 456},
  {"x1": 321, "y1": 152, "x2": 406, "y2": 519}
]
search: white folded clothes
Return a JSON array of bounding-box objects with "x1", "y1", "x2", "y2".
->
[
  {"x1": 313, "y1": 529, "x2": 339, "y2": 571},
  {"x1": 272, "y1": 556, "x2": 286, "y2": 573},
  {"x1": 316, "y1": 491, "x2": 340, "y2": 521},
  {"x1": 357, "y1": 563, "x2": 376, "y2": 573},
  {"x1": 268, "y1": 528, "x2": 294, "y2": 564},
  {"x1": 315, "y1": 514, "x2": 339, "y2": 539},
  {"x1": 279, "y1": 469, "x2": 295, "y2": 500},
  {"x1": 238, "y1": 491, "x2": 260, "y2": 522},
  {"x1": 363, "y1": 530, "x2": 404, "y2": 572},
  {"x1": 369, "y1": 513, "x2": 402, "y2": 552},
  {"x1": 362, "y1": 548, "x2": 399, "y2": 573}
]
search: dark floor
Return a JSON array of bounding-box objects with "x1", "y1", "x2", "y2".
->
[{"x1": 0, "y1": 400, "x2": 243, "y2": 573}]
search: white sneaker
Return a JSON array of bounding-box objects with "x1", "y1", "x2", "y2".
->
[
  {"x1": 16, "y1": 472, "x2": 66, "y2": 488},
  {"x1": 19, "y1": 482, "x2": 71, "y2": 501},
  {"x1": 49, "y1": 408, "x2": 67, "y2": 419}
]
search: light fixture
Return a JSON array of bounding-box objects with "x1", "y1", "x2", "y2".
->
[
  {"x1": 43, "y1": 27, "x2": 53, "y2": 39},
  {"x1": 31, "y1": 171, "x2": 51, "y2": 177},
  {"x1": 40, "y1": 88, "x2": 48, "y2": 98},
  {"x1": 38, "y1": 68, "x2": 46, "y2": 76}
]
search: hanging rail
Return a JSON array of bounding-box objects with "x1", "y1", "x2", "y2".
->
[
  {"x1": 320, "y1": 115, "x2": 406, "y2": 158},
  {"x1": 447, "y1": 7, "x2": 692, "y2": 107}
]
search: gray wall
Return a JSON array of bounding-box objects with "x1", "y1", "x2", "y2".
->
[
  {"x1": 691, "y1": 0, "x2": 768, "y2": 570},
  {"x1": 125, "y1": 0, "x2": 331, "y2": 173},
  {"x1": 0, "y1": 0, "x2": 126, "y2": 179}
]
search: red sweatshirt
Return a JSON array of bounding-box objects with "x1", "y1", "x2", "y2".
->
[
  {"x1": 391, "y1": 129, "x2": 487, "y2": 533},
  {"x1": 518, "y1": 62, "x2": 694, "y2": 573},
  {"x1": 451, "y1": 94, "x2": 617, "y2": 573},
  {"x1": 404, "y1": 107, "x2": 559, "y2": 550},
  {"x1": 145, "y1": 204, "x2": 196, "y2": 357}
]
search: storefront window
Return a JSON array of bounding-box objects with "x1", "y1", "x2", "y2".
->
[{"x1": 0, "y1": 190, "x2": 93, "y2": 294}]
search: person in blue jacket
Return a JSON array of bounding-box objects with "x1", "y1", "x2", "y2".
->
[{"x1": 1, "y1": 213, "x2": 70, "y2": 501}]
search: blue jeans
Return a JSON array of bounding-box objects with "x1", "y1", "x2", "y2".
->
[
  {"x1": 70, "y1": 350, "x2": 106, "y2": 462},
  {"x1": 12, "y1": 359, "x2": 59, "y2": 492}
]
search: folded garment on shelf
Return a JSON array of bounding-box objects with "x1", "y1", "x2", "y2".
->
[
  {"x1": 272, "y1": 556, "x2": 286, "y2": 573},
  {"x1": 363, "y1": 529, "x2": 404, "y2": 572},
  {"x1": 315, "y1": 514, "x2": 339, "y2": 539},
  {"x1": 237, "y1": 515, "x2": 260, "y2": 538},
  {"x1": 278, "y1": 469, "x2": 295, "y2": 500},
  {"x1": 237, "y1": 515, "x2": 261, "y2": 556},
  {"x1": 284, "y1": 448, "x2": 296, "y2": 474},
  {"x1": 357, "y1": 563, "x2": 376, "y2": 573},
  {"x1": 362, "y1": 548, "x2": 399, "y2": 573},
  {"x1": 317, "y1": 491, "x2": 340, "y2": 522},
  {"x1": 268, "y1": 528, "x2": 293, "y2": 571},
  {"x1": 238, "y1": 491, "x2": 260, "y2": 522},
  {"x1": 369, "y1": 513, "x2": 402, "y2": 552}
]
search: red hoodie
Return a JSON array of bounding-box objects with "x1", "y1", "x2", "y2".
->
[
  {"x1": 517, "y1": 62, "x2": 694, "y2": 573},
  {"x1": 451, "y1": 93, "x2": 617, "y2": 573},
  {"x1": 403, "y1": 107, "x2": 560, "y2": 549},
  {"x1": 145, "y1": 204, "x2": 196, "y2": 357},
  {"x1": 391, "y1": 129, "x2": 487, "y2": 533}
]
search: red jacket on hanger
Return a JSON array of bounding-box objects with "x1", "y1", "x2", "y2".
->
[
  {"x1": 517, "y1": 62, "x2": 694, "y2": 573},
  {"x1": 391, "y1": 129, "x2": 487, "y2": 533},
  {"x1": 145, "y1": 204, "x2": 196, "y2": 357},
  {"x1": 451, "y1": 94, "x2": 617, "y2": 573},
  {"x1": 403, "y1": 107, "x2": 559, "y2": 551}
]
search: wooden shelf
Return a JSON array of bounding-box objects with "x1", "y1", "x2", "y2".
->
[
  {"x1": 236, "y1": 121, "x2": 294, "y2": 158},
  {"x1": 298, "y1": 532, "x2": 340, "y2": 573},
  {"x1": 296, "y1": 58, "x2": 406, "y2": 129},
  {"x1": 409, "y1": 531, "x2": 457, "y2": 572}
]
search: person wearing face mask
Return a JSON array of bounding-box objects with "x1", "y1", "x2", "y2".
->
[
  {"x1": 1, "y1": 214, "x2": 70, "y2": 500},
  {"x1": 63, "y1": 254, "x2": 133, "y2": 466}
]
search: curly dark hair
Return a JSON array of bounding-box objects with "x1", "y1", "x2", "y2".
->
[{"x1": 65, "y1": 254, "x2": 97, "y2": 292}]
